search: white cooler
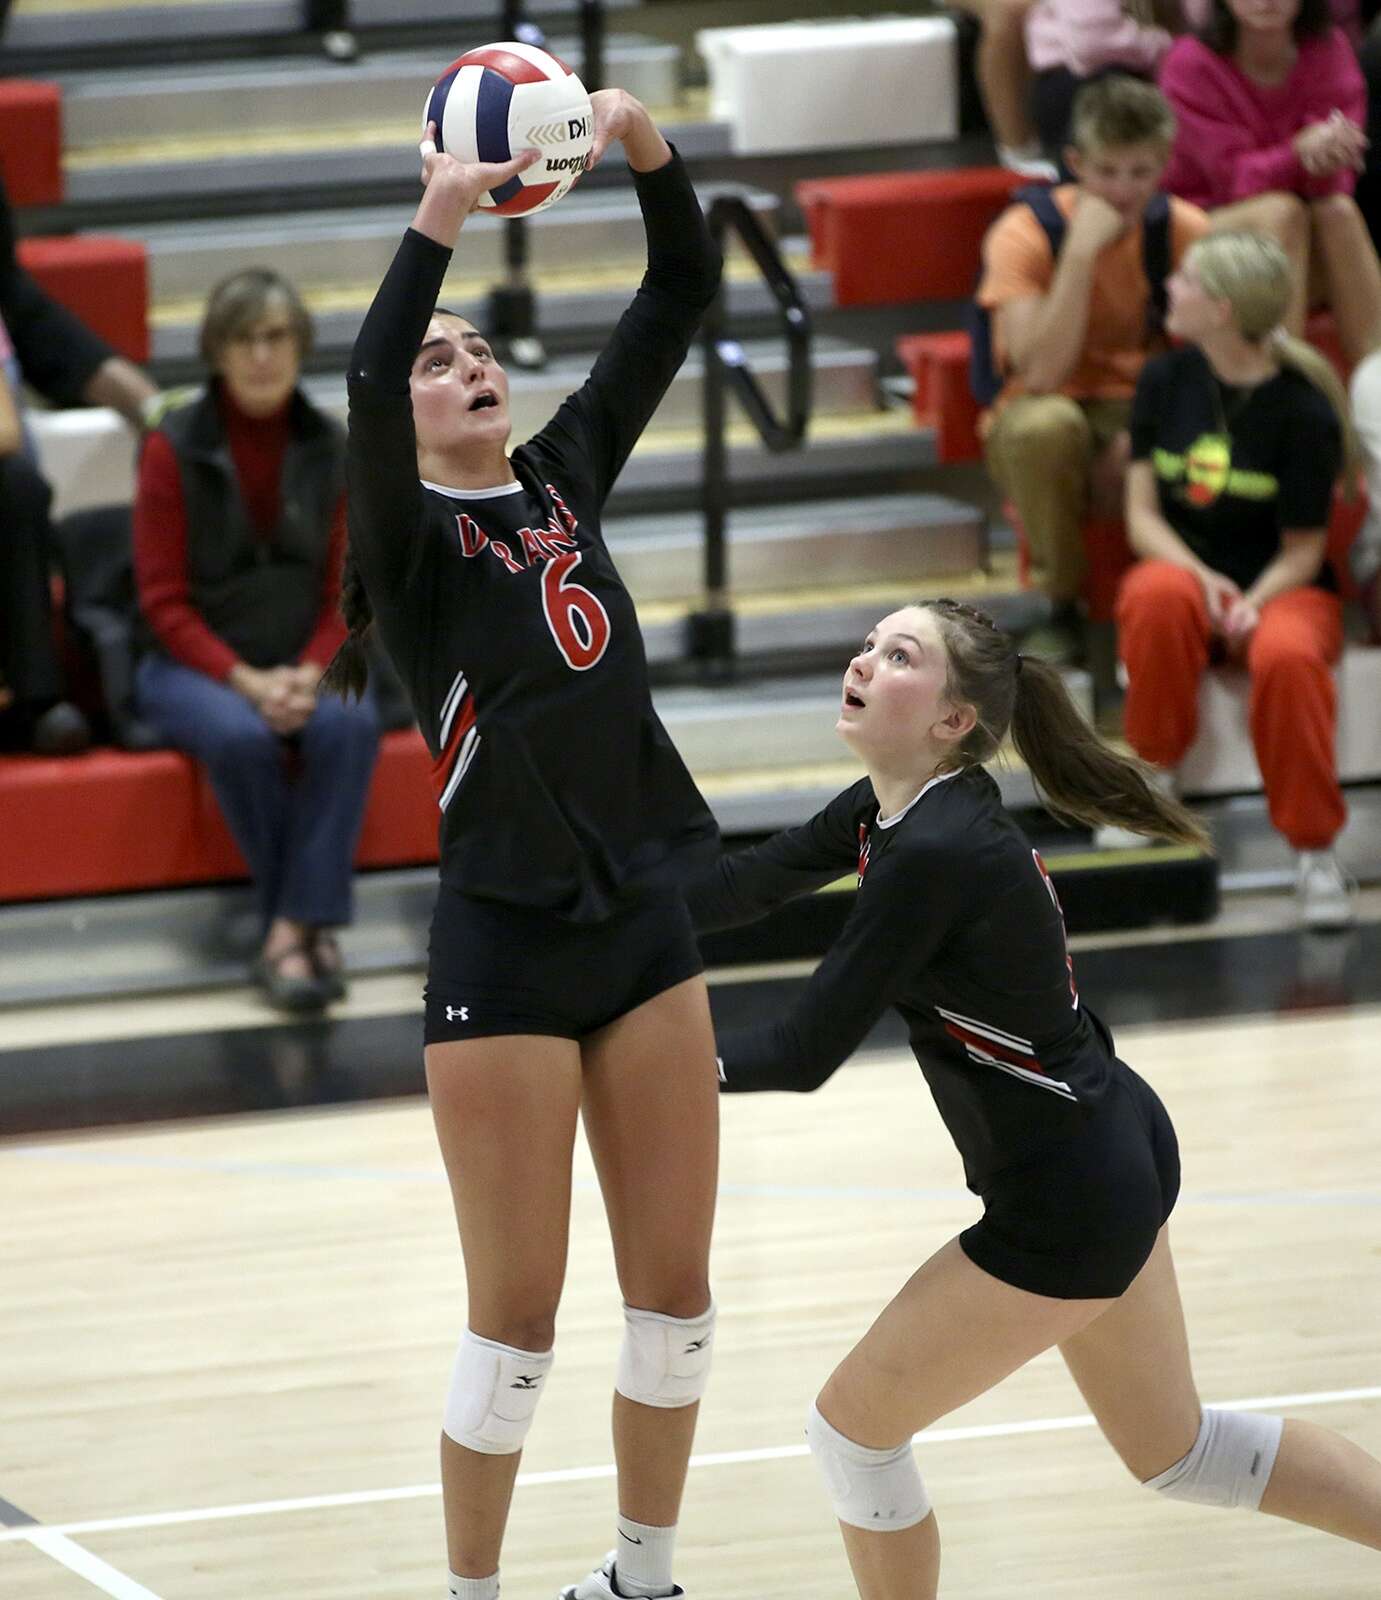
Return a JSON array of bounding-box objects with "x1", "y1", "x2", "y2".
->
[{"x1": 696, "y1": 17, "x2": 959, "y2": 155}]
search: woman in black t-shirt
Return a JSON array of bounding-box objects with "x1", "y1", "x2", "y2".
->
[
  {"x1": 323, "y1": 95, "x2": 721, "y2": 1600},
  {"x1": 1118, "y1": 230, "x2": 1358, "y2": 928},
  {"x1": 685, "y1": 597, "x2": 1381, "y2": 1600}
]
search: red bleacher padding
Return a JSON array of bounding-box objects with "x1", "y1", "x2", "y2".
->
[
  {"x1": 15, "y1": 236, "x2": 150, "y2": 364},
  {"x1": 796, "y1": 167, "x2": 1025, "y2": 306},
  {"x1": 0, "y1": 81, "x2": 63, "y2": 206},
  {"x1": 0, "y1": 730, "x2": 440, "y2": 904},
  {"x1": 896, "y1": 331, "x2": 982, "y2": 464}
]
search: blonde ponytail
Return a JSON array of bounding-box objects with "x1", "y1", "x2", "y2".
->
[{"x1": 1270, "y1": 328, "x2": 1361, "y2": 495}]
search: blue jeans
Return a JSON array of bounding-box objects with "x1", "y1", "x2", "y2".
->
[{"x1": 135, "y1": 653, "x2": 380, "y2": 928}]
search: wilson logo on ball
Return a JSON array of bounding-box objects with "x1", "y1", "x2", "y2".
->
[{"x1": 423, "y1": 40, "x2": 594, "y2": 217}]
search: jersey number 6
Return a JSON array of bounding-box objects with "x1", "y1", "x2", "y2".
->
[{"x1": 541, "y1": 550, "x2": 611, "y2": 671}]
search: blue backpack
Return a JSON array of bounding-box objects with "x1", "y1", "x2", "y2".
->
[{"x1": 967, "y1": 186, "x2": 1172, "y2": 406}]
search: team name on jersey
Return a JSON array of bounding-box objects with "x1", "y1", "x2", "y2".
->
[{"x1": 452, "y1": 483, "x2": 581, "y2": 573}]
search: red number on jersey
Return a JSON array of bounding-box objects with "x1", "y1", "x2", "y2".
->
[
  {"x1": 541, "y1": 550, "x2": 611, "y2": 671},
  {"x1": 1032, "y1": 849, "x2": 1080, "y2": 1009}
]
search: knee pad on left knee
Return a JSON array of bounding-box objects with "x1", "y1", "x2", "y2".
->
[
  {"x1": 805, "y1": 1402, "x2": 932, "y2": 1531},
  {"x1": 1145, "y1": 1408, "x2": 1283, "y2": 1510},
  {"x1": 615, "y1": 1300, "x2": 715, "y2": 1408}
]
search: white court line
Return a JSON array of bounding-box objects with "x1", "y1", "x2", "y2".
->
[
  {"x1": 5, "y1": 1383, "x2": 1378, "y2": 1547},
  {"x1": 24, "y1": 1528, "x2": 166, "y2": 1600}
]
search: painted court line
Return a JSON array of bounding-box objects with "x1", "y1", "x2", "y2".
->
[
  {"x1": 5, "y1": 1383, "x2": 1378, "y2": 1547},
  {"x1": 2, "y1": 1494, "x2": 165, "y2": 1600},
  {"x1": 24, "y1": 1530, "x2": 167, "y2": 1600}
]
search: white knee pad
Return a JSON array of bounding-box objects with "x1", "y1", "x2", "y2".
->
[
  {"x1": 442, "y1": 1329, "x2": 554, "y2": 1455},
  {"x1": 615, "y1": 1300, "x2": 715, "y2": 1408},
  {"x1": 1144, "y1": 1408, "x2": 1284, "y2": 1510},
  {"x1": 805, "y1": 1403, "x2": 932, "y2": 1531}
]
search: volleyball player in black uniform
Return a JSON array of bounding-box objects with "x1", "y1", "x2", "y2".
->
[
  {"x1": 324, "y1": 93, "x2": 722, "y2": 1600},
  {"x1": 687, "y1": 599, "x2": 1381, "y2": 1600}
]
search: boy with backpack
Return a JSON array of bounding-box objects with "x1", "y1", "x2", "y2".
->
[{"x1": 977, "y1": 75, "x2": 1208, "y2": 662}]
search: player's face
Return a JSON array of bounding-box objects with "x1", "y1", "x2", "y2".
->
[
  {"x1": 1065, "y1": 142, "x2": 1167, "y2": 230},
  {"x1": 410, "y1": 315, "x2": 511, "y2": 454},
  {"x1": 215, "y1": 311, "x2": 301, "y2": 419},
  {"x1": 838, "y1": 606, "x2": 957, "y2": 759}
]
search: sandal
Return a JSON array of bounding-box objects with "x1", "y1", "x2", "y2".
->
[
  {"x1": 254, "y1": 943, "x2": 327, "y2": 1014},
  {"x1": 310, "y1": 932, "x2": 349, "y2": 1004}
]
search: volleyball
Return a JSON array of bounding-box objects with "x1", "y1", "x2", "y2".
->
[{"x1": 423, "y1": 41, "x2": 594, "y2": 216}]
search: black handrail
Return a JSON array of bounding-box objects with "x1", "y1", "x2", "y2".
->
[{"x1": 690, "y1": 195, "x2": 813, "y2": 679}]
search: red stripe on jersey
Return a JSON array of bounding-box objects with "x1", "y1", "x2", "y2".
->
[
  {"x1": 430, "y1": 694, "x2": 476, "y2": 799},
  {"x1": 451, "y1": 45, "x2": 554, "y2": 84},
  {"x1": 857, "y1": 823, "x2": 871, "y2": 884},
  {"x1": 942, "y1": 1020, "x2": 1048, "y2": 1074}
]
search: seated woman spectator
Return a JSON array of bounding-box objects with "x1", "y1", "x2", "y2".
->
[
  {"x1": 133, "y1": 269, "x2": 379, "y2": 1010},
  {"x1": 1026, "y1": 0, "x2": 1184, "y2": 156},
  {"x1": 1117, "y1": 231, "x2": 1356, "y2": 927},
  {"x1": 1158, "y1": 0, "x2": 1381, "y2": 366}
]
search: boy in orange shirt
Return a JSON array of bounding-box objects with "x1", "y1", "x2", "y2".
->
[{"x1": 978, "y1": 76, "x2": 1208, "y2": 661}]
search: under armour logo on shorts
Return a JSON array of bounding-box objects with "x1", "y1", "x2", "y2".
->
[{"x1": 445, "y1": 1005, "x2": 469, "y2": 1023}]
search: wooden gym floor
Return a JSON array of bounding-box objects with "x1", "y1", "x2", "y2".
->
[{"x1": 2, "y1": 903, "x2": 1380, "y2": 1598}]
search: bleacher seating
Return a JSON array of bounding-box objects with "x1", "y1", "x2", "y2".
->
[
  {"x1": 0, "y1": 731, "x2": 439, "y2": 903},
  {"x1": 797, "y1": 167, "x2": 1022, "y2": 305},
  {"x1": 0, "y1": 79, "x2": 62, "y2": 204},
  {"x1": 16, "y1": 235, "x2": 150, "y2": 363}
]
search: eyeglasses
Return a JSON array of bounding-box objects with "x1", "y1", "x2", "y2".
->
[{"x1": 226, "y1": 325, "x2": 296, "y2": 352}]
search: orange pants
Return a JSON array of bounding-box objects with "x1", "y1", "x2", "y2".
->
[{"x1": 1116, "y1": 561, "x2": 1345, "y2": 850}]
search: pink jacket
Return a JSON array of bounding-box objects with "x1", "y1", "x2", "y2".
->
[
  {"x1": 1026, "y1": 0, "x2": 1171, "y2": 77},
  {"x1": 1159, "y1": 30, "x2": 1366, "y2": 207}
]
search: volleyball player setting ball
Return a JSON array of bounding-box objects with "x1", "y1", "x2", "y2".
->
[
  {"x1": 322, "y1": 42, "x2": 724, "y2": 1600},
  {"x1": 686, "y1": 599, "x2": 1381, "y2": 1599}
]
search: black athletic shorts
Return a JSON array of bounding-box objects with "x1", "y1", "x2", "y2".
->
[
  {"x1": 423, "y1": 883, "x2": 704, "y2": 1045},
  {"x1": 960, "y1": 1064, "x2": 1180, "y2": 1300}
]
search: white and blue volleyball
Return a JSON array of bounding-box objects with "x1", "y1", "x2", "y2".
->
[{"x1": 424, "y1": 42, "x2": 594, "y2": 216}]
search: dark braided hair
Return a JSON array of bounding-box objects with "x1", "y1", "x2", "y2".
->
[
  {"x1": 918, "y1": 598, "x2": 1210, "y2": 849},
  {"x1": 320, "y1": 541, "x2": 373, "y2": 700}
]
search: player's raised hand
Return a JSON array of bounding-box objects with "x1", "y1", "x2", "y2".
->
[{"x1": 419, "y1": 121, "x2": 540, "y2": 210}]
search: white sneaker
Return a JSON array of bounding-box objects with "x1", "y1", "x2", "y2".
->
[
  {"x1": 997, "y1": 143, "x2": 1059, "y2": 183},
  {"x1": 559, "y1": 1554, "x2": 682, "y2": 1600},
  {"x1": 1092, "y1": 768, "x2": 1177, "y2": 850},
  {"x1": 1296, "y1": 850, "x2": 1356, "y2": 930}
]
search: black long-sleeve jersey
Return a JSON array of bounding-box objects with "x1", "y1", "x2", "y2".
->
[
  {"x1": 686, "y1": 766, "x2": 1125, "y2": 1193},
  {"x1": 347, "y1": 152, "x2": 722, "y2": 922}
]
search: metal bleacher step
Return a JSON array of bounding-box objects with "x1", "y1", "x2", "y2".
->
[
  {"x1": 34, "y1": 403, "x2": 936, "y2": 525},
  {"x1": 32, "y1": 337, "x2": 888, "y2": 515},
  {"x1": 149, "y1": 248, "x2": 836, "y2": 373},
  {"x1": 635, "y1": 557, "x2": 1048, "y2": 671},
  {"x1": 57, "y1": 36, "x2": 678, "y2": 153},
  {"x1": 608, "y1": 493, "x2": 986, "y2": 606},
  {"x1": 131, "y1": 184, "x2": 778, "y2": 309},
  {"x1": 5, "y1": 0, "x2": 637, "y2": 68},
  {"x1": 50, "y1": 73, "x2": 729, "y2": 217}
]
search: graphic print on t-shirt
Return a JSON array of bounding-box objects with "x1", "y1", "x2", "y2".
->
[{"x1": 1153, "y1": 434, "x2": 1277, "y2": 509}]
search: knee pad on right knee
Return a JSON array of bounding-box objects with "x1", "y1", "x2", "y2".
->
[
  {"x1": 805, "y1": 1402, "x2": 932, "y2": 1531},
  {"x1": 442, "y1": 1328, "x2": 554, "y2": 1454},
  {"x1": 1144, "y1": 1408, "x2": 1283, "y2": 1510}
]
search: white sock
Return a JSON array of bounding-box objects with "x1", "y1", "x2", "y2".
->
[
  {"x1": 448, "y1": 1573, "x2": 499, "y2": 1600},
  {"x1": 614, "y1": 1517, "x2": 677, "y2": 1596}
]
